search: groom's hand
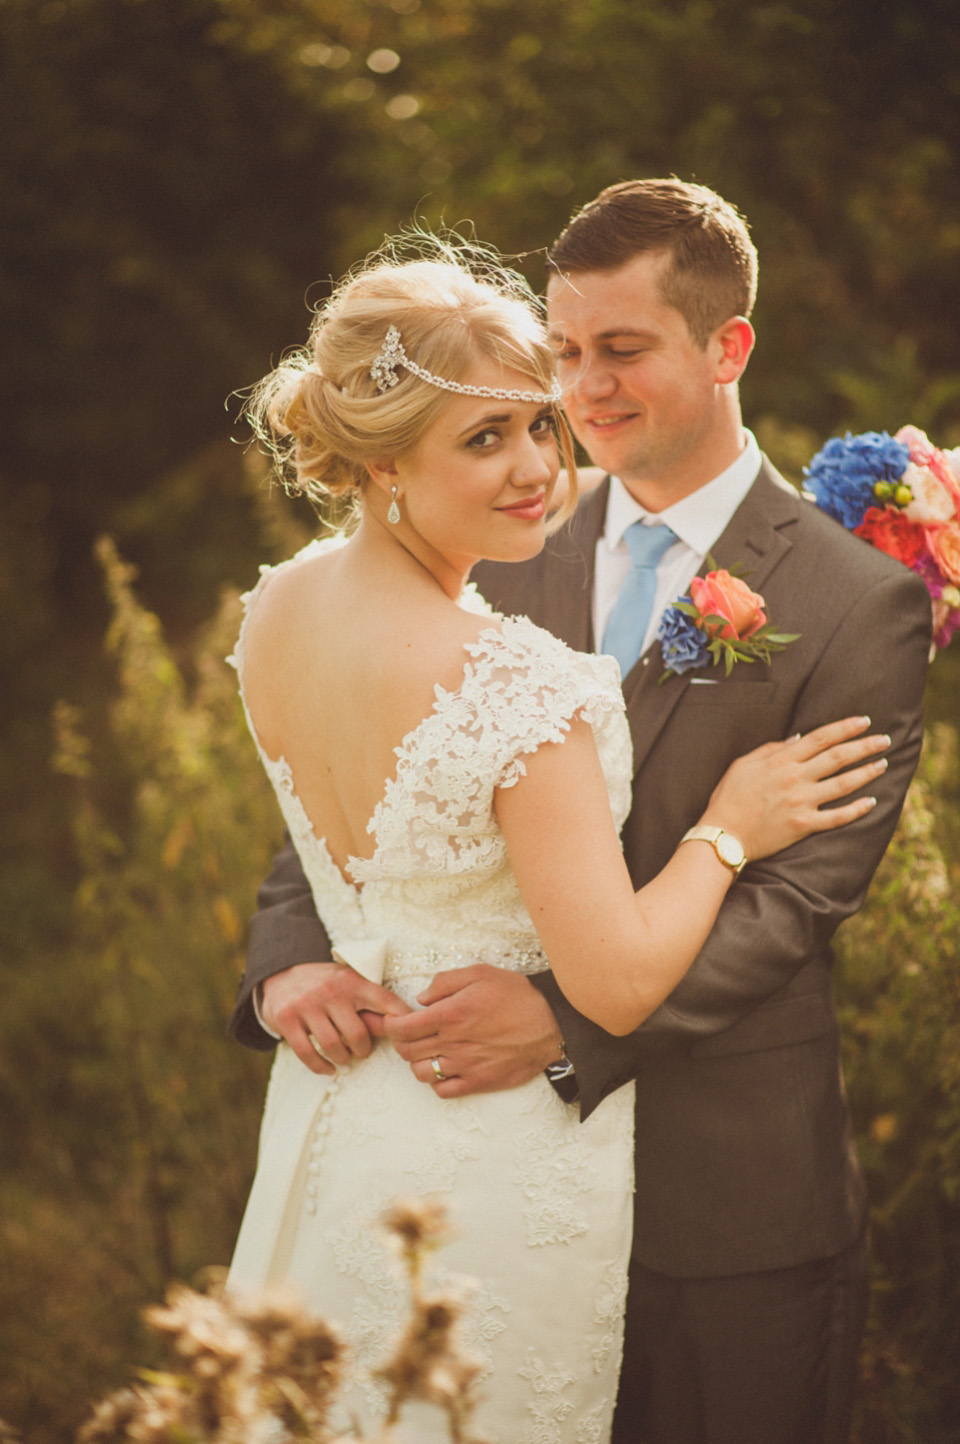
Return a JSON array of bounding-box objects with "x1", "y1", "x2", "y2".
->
[
  {"x1": 376, "y1": 964, "x2": 564, "y2": 1098},
  {"x1": 261, "y1": 962, "x2": 412, "y2": 1075}
]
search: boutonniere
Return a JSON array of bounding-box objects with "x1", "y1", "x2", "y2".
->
[{"x1": 658, "y1": 564, "x2": 799, "y2": 683}]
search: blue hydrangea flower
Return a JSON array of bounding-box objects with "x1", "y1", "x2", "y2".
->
[
  {"x1": 659, "y1": 604, "x2": 710, "y2": 674},
  {"x1": 804, "y1": 432, "x2": 910, "y2": 529}
]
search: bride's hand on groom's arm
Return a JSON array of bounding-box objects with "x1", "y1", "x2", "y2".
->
[
  {"x1": 377, "y1": 964, "x2": 564, "y2": 1098},
  {"x1": 261, "y1": 962, "x2": 412, "y2": 1075}
]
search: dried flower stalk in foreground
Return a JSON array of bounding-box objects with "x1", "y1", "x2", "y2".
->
[
  {"x1": 377, "y1": 1197, "x2": 485, "y2": 1443},
  {"x1": 75, "y1": 1196, "x2": 486, "y2": 1443}
]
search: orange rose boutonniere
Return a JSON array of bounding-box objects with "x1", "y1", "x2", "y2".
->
[{"x1": 658, "y1": 565, "x2": 798, "y2": 682}]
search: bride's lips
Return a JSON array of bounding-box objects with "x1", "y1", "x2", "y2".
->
[{"x1": 498, "y1": 493, "x2": 546, "y2": 520}]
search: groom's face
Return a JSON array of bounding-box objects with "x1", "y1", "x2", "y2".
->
[{"x1": 547, "y1": 251, "x2": 733, "y2": 506}]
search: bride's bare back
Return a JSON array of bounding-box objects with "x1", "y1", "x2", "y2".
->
[{"x1": 239, "y1": 537, "x2": 499, "y2": 881}]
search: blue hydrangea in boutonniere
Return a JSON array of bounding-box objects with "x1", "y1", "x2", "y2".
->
[
  {"x1": 658, "y1": 605, "x2": 710, "y2": 676},
  {"x1": 658, "y1": 567, "x2": 799, "y2": 683}
]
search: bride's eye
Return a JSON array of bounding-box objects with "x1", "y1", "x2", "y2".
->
[
  {"x1": 531, "y1": 413, "x2": 555, "y2": 439},
  {"x1": 466, "y1": 427, "x2": 501, "y2": 450}
]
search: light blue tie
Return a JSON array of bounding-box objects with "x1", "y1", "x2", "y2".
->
[{"x1": 602, "y1": 521, "x2": 677, "y2": 677}]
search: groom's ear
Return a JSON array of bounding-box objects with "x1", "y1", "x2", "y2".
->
[{"x1": 713, "y1": 317, "x2": 755, "y2": 384}]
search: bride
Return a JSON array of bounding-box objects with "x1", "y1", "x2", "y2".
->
[{"x1": 227, "y1": 243, "x2": 888, "y2": 1441}]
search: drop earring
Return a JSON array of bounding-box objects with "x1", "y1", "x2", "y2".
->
[{"x1": 387, "y1": 484, "x2": 401, "y2": 525}]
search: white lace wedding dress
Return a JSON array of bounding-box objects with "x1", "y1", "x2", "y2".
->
[{"x1": 228, "y1": 539, "x2": 636, "y2": 1444}]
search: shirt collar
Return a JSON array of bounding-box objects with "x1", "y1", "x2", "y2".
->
[{"x1": 604, "y1": 430, "x2": 763, "y2": 557}]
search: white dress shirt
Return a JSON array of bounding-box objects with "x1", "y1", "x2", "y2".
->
[{"x1": 594, "y1": 431, "x2": 763, "y2": 659}]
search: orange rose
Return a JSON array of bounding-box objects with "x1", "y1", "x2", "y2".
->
[
  {"x1": 928, "y1": 521, "x2": 960, "y2": 584},
  {"x1": 690, "y1": 570, "x2": 767, "y2": 640}
]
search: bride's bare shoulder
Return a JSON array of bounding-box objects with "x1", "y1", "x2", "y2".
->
[
  {"x1": 240, "y1": 540, "x2": 346, "y2": 643},
  {"x1": 241, "y1": 540, "x2": 500, "y2": 700},
  {"x1": 383, "y1": 594, "x2": 503, "y2": 701}
]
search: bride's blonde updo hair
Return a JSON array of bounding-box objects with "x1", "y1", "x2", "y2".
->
[{"x1": 245, "y1": 235, "x2": 577, "y2": 526}]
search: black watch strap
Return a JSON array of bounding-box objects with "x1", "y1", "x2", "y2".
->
[{"x1": 545, "y1": 1046, "x2": 579, "y2": 1103}]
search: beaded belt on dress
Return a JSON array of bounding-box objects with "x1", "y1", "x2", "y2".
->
[
  {"x1": 329, "y1": 935, "x2": 548, "y2": 986},
  {"x1": 384, "y1": 942, "x2": 548, "y2": 979}
]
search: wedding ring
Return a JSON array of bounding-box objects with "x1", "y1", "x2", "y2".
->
[{"x1": 430, "y1": 1057, "x2": 447, "y2": 1082}]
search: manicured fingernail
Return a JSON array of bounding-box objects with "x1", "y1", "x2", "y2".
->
[
  {"x1": 882, "y1": 734, "x2": 891, "y2": 746},
  {"x1": 862, "y1": 716, "x2": 871, "y2": 726},
  {"x1": 876, "y1": 757, "x2": 888, "y2": 770},
  {"x1": 867, "y1": 796, "x2": 878, "y2": 807}
]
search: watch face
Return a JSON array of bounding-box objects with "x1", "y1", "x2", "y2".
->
[{"x1": 717, "y1": 833, "x2": 745, "y2": 868}]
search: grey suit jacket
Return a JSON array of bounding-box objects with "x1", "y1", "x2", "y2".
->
[{"x1": 231, "y1": 460, "x2": 932, "y2": 1278}]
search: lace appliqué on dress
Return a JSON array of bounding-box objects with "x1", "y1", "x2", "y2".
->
[
  {"x1": 356, "y1": 615, "x2": 631, "y2": 888},
  {"x1": 228, "y1": 538, "x2": 636, "y2": 1444}
]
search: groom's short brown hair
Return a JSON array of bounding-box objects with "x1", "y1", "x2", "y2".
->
[{"x1": 547, "y1": 178, "x2": 758, "y2": 348}]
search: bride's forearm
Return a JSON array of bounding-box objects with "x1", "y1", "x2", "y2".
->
[{"x1": 549, "y1": 842, "x2": 735, "y2": 1035}]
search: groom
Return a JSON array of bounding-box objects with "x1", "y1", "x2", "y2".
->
[{"x1": 230, "y1": 180, "x2": 931, "y2": 1443}]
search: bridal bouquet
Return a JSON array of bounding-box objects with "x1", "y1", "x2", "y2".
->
[{"x1": 804, "y1": 426, "x2": 960, "y2": 652}]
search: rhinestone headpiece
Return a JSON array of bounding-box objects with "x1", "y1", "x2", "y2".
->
[{"x1": 370, "y1": 326, "x2": 561, "y2": 405}]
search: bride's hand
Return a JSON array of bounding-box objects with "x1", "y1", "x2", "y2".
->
[{"x1": 699, "y1": 716, "x2": 891, "y2": 863}]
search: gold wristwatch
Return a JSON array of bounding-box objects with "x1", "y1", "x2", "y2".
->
[{"x1": 679, "y1": 825, "x2": 748, "y2": 876}]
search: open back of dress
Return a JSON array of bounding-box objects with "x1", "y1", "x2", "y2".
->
[{"x1": 229, "y1": 536, "x2": 637, "y2": 1442}]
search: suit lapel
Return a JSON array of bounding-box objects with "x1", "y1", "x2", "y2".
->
[
  {"x1": 621, "y1": 461, "x2": 802, "y2": 773},
  {"x1": 538, "y1": 479, "x2": 608, "y2": 653},
  {"x1": 708, "y1": 461, "x2": 799, "y2": 600}
]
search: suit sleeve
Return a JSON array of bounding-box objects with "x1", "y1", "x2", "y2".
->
[
  {"x1": 533, "y1": 567, "x2": 932, "y2": 1118},
  {"x1": 227, "y1": 837, "x2": 333, "y2": 1049}
]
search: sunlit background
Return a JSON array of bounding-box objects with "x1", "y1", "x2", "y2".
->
[{"x1": 1, "y1": 2, "x2": 958, "y2": 1439}]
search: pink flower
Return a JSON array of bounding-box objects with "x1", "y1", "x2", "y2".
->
[
  {"x1": 895, "y1": 425, "x2": 960, "y2": 513},
  {"x1": 903, "y1": 463, "x2": 958, "y2": 525},
  {"x1": 895, "y1": 424, "x2": 937, "y2": 466},
  {"x1": 927, "y1": 521, "x2": 960, "y2": 584},
  {"x1": 932, "y1": 598, "x2": 960, "y2": 651},
  {"x1": 690, "y1": 570, "x2": 767, "y2": 640},
  {"x1": 943, "y1": 447, "x2": 960, "y2": 486}
]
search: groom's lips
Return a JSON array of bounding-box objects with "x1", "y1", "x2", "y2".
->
[
  {"x1": 498, "y1": 492, "x2": 546, "y2": 520},
  {"x1": 582, "y1": 412, "x2": 637, "y2": 434}
]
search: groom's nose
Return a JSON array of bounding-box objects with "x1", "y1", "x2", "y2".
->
[{"x1": 564, "y1": 350, "x2": 618, "y2": 403}]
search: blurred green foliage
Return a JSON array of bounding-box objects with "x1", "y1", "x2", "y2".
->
[
  {"x1": 836, "y1": 725, "x2": 960, "y2": 1442},
  {"x1": 2, "y1": 538, "x2": 956, "y2": 1442},
  {"x1": 2, "y1": 0, "x2": 960, "y2": 1438},
  {"x1": 2, "y1": 526, "x2": 281, "y2": 1441}
]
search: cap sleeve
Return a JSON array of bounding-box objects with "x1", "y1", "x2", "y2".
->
[{"x1": 460, "y1": 617, "x2": 627, "y2": 795}]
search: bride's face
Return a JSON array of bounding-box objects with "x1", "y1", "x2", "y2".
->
[{"x1": 389, "y1": 359, "x2": 561, "y2": 571}]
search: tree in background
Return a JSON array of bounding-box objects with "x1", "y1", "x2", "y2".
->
[{"x1": 2, "y1": 0, "x2": 959, "y2": 1437}]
